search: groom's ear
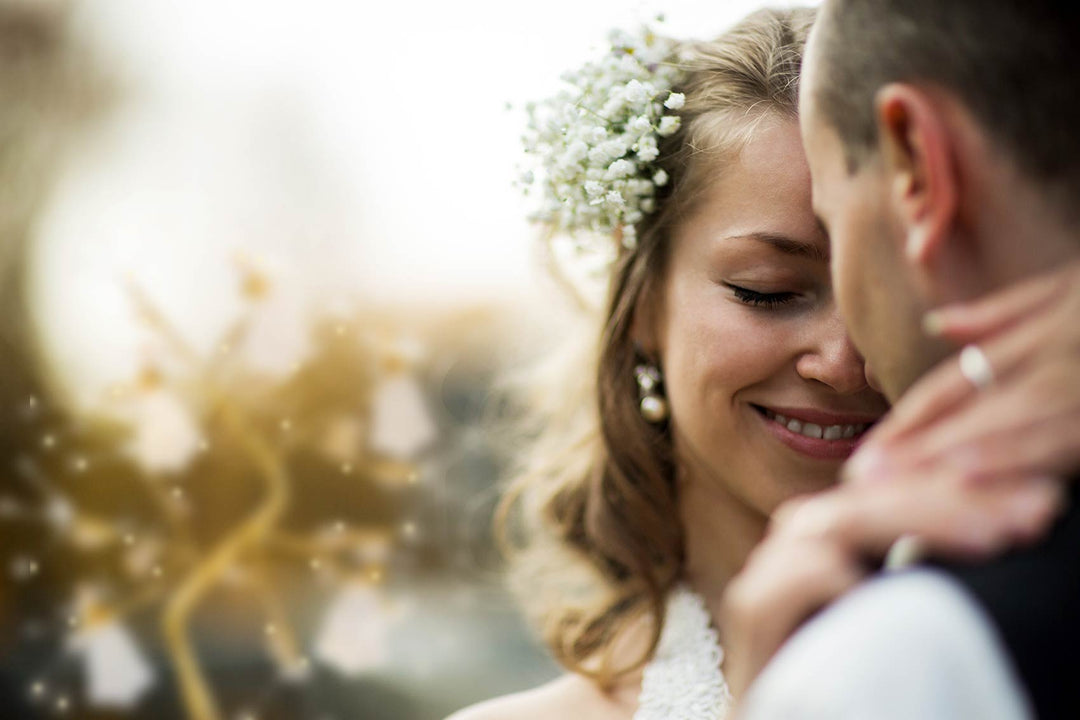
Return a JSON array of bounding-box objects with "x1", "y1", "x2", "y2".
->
[{"x1": 873, "y1": 84, "x2": 959, "y2": 269}]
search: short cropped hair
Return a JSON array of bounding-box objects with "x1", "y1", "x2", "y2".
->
[{"x1": 812, "y1": 0, "x2": 1080, "y2": 212}]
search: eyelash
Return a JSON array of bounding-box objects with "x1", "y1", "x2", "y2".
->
[{"x1": 725, "y1": 283, "x2": 799, "y2": 309}]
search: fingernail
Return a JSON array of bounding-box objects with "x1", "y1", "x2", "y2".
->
[
  {"x1": 1013, "y1": 478, "x2": 1064, "y2": 525},
  {"x1": 922, "y1": 310, "x2": 946, "y2": 337}
]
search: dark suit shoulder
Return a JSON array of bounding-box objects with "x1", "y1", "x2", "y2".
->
[{"x1": 940, "y1": 483, "x2": 1080, "y2": 719}]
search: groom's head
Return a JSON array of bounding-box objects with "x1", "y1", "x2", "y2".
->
[{"x1": 800, "y1": 0, "x2": 1080, "y2": 401}]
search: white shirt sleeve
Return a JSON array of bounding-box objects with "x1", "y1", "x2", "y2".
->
[{"x1": 737, "y1": 568, "x2": 1033, "y2": 720}]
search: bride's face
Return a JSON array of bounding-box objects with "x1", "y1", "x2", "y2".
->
[{"x1": 648, "y1": 118, "x2": 889, "y2": 515}]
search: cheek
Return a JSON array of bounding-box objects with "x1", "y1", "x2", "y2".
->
[
  {"x1": 830, "y1": 206, "x2": 880, "y2": 347},
  {"x1": 659, "y1": 280, "x2": 793, "y2": 435},
  {"x1": 830, "y1": 232, "x2": 865, "y2": 331}
]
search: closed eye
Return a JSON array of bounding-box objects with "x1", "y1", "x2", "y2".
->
[{"x1": 724, "y1": 283, "x2": 799, "y2": 309}]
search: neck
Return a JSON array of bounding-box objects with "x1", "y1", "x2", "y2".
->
[
  {"x1": 973, "y1": 185, "x2": 1079, "y2": 293},
  {"x1": 678, "y1": 469, "x2": 770, "y2": 627},
  {"x1": 940, "y1": 106, "x2": 1080, "y2": 301}
]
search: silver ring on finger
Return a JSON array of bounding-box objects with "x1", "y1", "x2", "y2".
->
[{"x1": 959, "y1": 344, "x2": 995, "y2": 391}]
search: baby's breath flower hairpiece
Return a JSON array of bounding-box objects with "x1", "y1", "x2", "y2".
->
[{"x1": 520, "y1": 25, "x2": 687, "y2": 251}]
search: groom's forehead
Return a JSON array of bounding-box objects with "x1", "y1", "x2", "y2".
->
[
  {"x1": 798, "y1": 13, "x2": 829, "y2": 111},
  {"x1": 795, "y1": 34, "x2": 831, "y2": 162}
]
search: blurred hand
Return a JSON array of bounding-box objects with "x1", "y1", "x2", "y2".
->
[
  {"x1": 845, "y1": 259, "x2": 1080, "y2": 486},
  {"x1": 722, "y1": 261, "x2": 1080, "y2": 702},
  {"x1": 720, "y1": 474, "x2": 1065, "y2": 701}
]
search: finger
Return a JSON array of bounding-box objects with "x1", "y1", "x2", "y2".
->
[
  {"x1": 721, "y1": 542, "x2": 864, "y2": 697},
  {"x1": 924, "y1": 262, "x2": 1073, "y2": 342},
  {"x1": 776, "y1": 478, "x2": 1065, "y2": 560},
  {"x1": 936, "y1": 413, "x2": 1080, "y2": 485},
  {"x1": 727, "y1": 540, "x2": 864, "y2": 635},
  {"x1": 853, "y1": 359, "x2": 972, "y2": 454},
  {"x1": 731, "y1": 476, "x2": 1064, "y2": 701},
  {"x1": 870, "y1": 361, "x2": 1079, "y2": 479},
  {"x1": 857, "y1": 309, "x2": 1057, "y2": 452},
  {"x1": 732, "y1": 476, "x2": 1066, "y2": 697}
]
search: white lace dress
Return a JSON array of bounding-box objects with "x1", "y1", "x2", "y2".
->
[{"x1": 634, "y1": 585, "x2": 733, "y2": 720}]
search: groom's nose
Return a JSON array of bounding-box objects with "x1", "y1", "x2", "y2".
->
[{"x1": 795, "y1": 314, "x2": 870, "y2": 395}]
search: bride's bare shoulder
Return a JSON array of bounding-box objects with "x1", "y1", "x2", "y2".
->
[{"x1": 446, "y1": 673, "x2": 634, "y2": 720}]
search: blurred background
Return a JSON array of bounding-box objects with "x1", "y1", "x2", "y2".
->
[{"x1": 0, "y1": 1, "x2": 800, "y2": 718}]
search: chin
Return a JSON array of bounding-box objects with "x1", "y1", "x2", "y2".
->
[{"x1": 768, "y1": 465, "x2": 841, "y2": 507}]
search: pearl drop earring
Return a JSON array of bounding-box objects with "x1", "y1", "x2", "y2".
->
[{"x1": 635, "y1": 363, "x2": 669, "y2": 423}]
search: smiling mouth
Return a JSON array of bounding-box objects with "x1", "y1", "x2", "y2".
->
[{"x1": 752, "y1": 405, "x2": 873, "y2": 441}]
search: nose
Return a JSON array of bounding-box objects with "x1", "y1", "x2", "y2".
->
[{"x1": 795, "y1": 311, "x2": 870, "y2": 395}]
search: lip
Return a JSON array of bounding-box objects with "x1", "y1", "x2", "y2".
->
[
  {"x1": 751, "y1": 404, "x2": 878, "y2": 461},
  {"x1": 757, "y1": 405, "x2": 882, "y2": 427}
]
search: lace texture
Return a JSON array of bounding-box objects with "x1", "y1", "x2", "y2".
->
[{"x1": 634, "y1": 585, "x2": 732, "y2": 720}]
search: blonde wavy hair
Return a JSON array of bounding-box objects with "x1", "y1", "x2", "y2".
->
[{"x1": 498, "y1": 6, "x2": 815, "y2": 688}]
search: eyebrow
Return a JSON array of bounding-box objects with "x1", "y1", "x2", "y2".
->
[{"x1": 727, "y1": 232, "x2": 830, "y2": 263}]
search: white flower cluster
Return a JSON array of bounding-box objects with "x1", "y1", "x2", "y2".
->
[{"x1": 521, "y1": 27, "x2": 686, "y2": 250}]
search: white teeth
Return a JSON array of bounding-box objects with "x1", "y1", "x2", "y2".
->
[{"x1": 762, "y1": 407, "x2": 868, "y2": 441}]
